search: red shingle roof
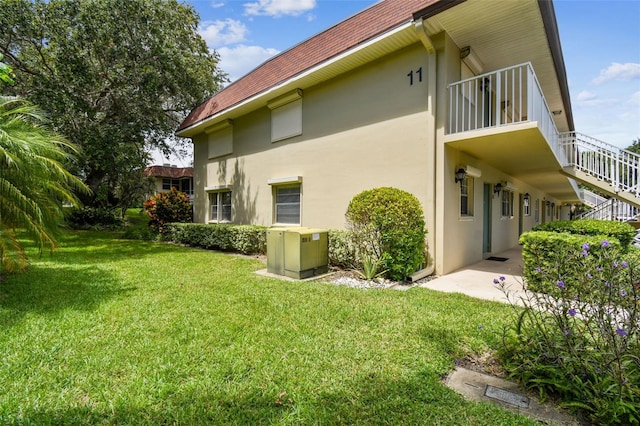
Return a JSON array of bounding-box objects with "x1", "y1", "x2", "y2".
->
[
  {"x1": 144, "y1": 165, "x2": 193, "y2": 179},
  {"x1": 178, "y1": 0, "x2": 439, "y2": 132}
]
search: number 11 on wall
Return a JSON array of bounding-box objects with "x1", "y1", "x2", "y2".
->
[{"x1": 407, "y1": 67, "x2": 423, "y2": 85}]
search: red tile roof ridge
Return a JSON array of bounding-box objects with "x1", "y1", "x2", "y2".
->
[
  {"x1": 144, "y1": 165, "x2": 193, "y2": 179},
  {"x1": 178, "y1": 0, "x2": 439, "y2": 133}
]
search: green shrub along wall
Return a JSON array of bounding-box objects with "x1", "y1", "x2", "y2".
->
[
  {"x1": 165, "y1": 223, "x2": 267, "y2": 255},
  {"x1": 164, "y1": 224, "x2": 367, "y2": 271},
  {"x1": 533, "y1": 219, "x2": 636, "y2": 248}
]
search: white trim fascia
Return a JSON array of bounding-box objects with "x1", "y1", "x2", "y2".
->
[
  {"x1": 205, "y1": 184, "x2": 232, "y2": 191},
  {"x1": 267, "y1": 176, "x2": 302, "y2": 185},
  {"x1": 176, "y1": 21, "x2": 414, "y2": 137}
]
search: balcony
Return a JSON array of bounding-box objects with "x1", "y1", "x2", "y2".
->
[{"x1": 445, "y1": 63, "x2": 578, "y2": 201}]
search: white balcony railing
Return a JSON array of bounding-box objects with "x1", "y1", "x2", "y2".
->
[{"x1": 447, "y1": 62, "x2": 565, "y2": 164}]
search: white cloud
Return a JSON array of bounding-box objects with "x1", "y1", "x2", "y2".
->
[
  {"x1": 199, "y1": 19, "x2": 249, "y2": 48},
  {"x1": 217, "y1": 44, "x2": 280, "y2": 82},
  {"x1": 244, "y1": 0, "x2": 316, "y2": 17},
  {"x1": 592, "y1": 62, "x2": 640, "y2": 85},
  {"x1": 630, "y1": 91, "x2": 640, "y2": 105},
  {"x1": 210, "y1": 2, "x2": 224, "y2": 8},
  {"x1": 577, "y1": 90, "x2": 597, "y2": 101}
]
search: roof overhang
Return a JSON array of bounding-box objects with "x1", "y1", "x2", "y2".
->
[{"x1": 177, "y1": 21, "x2": 419, "y2": 137}]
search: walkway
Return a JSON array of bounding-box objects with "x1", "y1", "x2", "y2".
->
[{"x1": 418, "y1": 246, "x2": 526, "y2": 304}]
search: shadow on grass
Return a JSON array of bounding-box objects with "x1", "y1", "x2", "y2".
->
[
  {"x1": 0, "y1": 263, "x2": 135, "y2": 328},
  {"x1": 2, "y1": 371, "x2": 533, "y2": 425}
]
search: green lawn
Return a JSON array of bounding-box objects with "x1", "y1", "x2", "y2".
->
[{"x1": 0, "y1": 230, "x2": 537, "y2": 425}]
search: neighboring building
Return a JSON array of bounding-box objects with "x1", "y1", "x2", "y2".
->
[
  {"x1": 177, "y1": 0, "x2": 639, "y2": 275},
  {"x1": 144, "y1": 164, "x2": 194, "y2": 201}
]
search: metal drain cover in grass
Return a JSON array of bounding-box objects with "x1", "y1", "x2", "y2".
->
[
  {"x1": 485, "y1": 385, "x2": 530, "y2": 408},
  {"x1": 486, "y1": 256, "x2": 508, "y2": 262}
]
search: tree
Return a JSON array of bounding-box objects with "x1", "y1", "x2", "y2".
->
[
  {"x1": 0, "y1": 96, "x2": 88, "y2": 272},
  {"x1": 0, "y1": 0, "x2": 226, "y2": 206},
  {"x1": 626, "y1": 138, "x2": 640, "y2": 155}
]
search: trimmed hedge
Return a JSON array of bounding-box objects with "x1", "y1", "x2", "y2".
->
[
  {"x1": 520, "y1": 231, "x2": 622, "y2": 292},
  {"x1": 533, "y1": 219, "x2": 636, "y2": 248},
  {"x1": 164, "y1": 223, "x2": 267, "y2": 255}
]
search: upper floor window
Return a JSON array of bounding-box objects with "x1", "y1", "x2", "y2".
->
[{"x1": 268, "y1": 89, "x2": 303, "y2": 143}]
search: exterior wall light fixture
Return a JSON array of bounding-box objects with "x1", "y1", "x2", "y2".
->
[
  {"x1": 454, "y1": 168, "x2": 467, "y2": 184},
  {"x1": 494, "y1": 182, "x2": 503, "y2": 196},
  {"x1": 524, "y1": 192, "x2": 531, "y2": 202}
]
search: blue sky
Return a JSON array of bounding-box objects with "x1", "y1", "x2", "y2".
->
[{"x1": 162, "y1": 0, "x2": 639, "y2": 165}]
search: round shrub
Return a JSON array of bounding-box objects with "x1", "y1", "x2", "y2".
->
[
  {"x1": 143, "y1": 188, "x2": 193, "y2": 233},
  {"x1": 346, "y1": 187, "x2": 427, "y2": 281}
]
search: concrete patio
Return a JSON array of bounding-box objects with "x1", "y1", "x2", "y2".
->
[{"x1": 418, "y1": 246, "x2": 526, "y2": 304}]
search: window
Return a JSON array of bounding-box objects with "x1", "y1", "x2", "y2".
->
[
  {"x1": 523, "y1": 195, "x2": 531, "y2": 216},
  {"x1": 460, "y1": 176, "x2": 474, "y2": 216},
  {"x1": 162, "y1": 178, "x2": 192, "y2": 196},
  {"x1": 209, "y1": 191, "x2": 232, "y2": 222},
  {"x1": 268, "y1": 89, "x2": 303, "y2": 142},
  {"x1": 275, "y1": 185, "x2": 301, "y2": 224},
  {"x1": 534, "y1": 198, "x2": 540, "y2": 222},
  {"x1": 501, "y1": 190, "x2": 514, "y2": 218}
]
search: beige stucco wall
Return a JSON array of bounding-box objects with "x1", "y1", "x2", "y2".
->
[
  {"x1": 190, "y1": 31, "x2": 564, "y2": 275},
  {"x1": 195, "y1": 44, "x2": 434, "y2": 231}
]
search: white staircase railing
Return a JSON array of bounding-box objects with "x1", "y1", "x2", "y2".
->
[
  {"x1": 581, "y1": 189, "x2": 608, "y2": 207},
  {"x1": 577, "y1": 197, "x2": 640, "y2": 221},
  {"x1": 560, "y1": 132, "x2": 640, "y2": 198}
]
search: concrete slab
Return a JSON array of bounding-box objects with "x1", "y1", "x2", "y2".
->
[
  {"x1": 418, "y1": 246, "x2": 526, "y2": 305},
  {"x1": 446, "y1": 367, "x2": 582, "y2": 425}
]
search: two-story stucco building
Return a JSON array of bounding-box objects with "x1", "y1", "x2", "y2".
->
[{"x1": 177, "y1": 0, "x2": 584, "y2": 275}]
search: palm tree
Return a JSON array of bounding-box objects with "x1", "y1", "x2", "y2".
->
[{"x1": 0, "y1": 96, "x2": 89, "y2": 272}]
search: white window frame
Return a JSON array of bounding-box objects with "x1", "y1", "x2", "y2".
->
[
  {"x1": 459, "y1": 176, "x2": 474, "y2": 217},
  {"x1": 501, "y1": 190, "x2": 514, "y2": 218},
  {"x1": 273, "y1": 184, "x2": 301, "y2": 225},
  {"x1": 208, "y1": 190, "x2": 232, "y2": 223}
]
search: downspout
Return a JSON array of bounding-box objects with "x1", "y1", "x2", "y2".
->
[{"x1": 411, "y1": 18, "x2": 438, "y2": 280}]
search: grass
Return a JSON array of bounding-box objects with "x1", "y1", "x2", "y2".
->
[{"x1": 0, "y1": 230, "x2": 538, "y2": 425}]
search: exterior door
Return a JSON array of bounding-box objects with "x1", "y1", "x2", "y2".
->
[{"x1": 483, "y1": 183, "x2": 492, "y2": 253}]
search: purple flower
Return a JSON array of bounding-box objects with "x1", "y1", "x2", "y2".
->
[
  {"x1": 534, "y1": 267, "x2": 542, "y2": 273},
  {"x1": 605, "y1": 281, "x2": 611, "y2": 287},
  {"x1": 581, "y1": 250, "x2": 588, "y2": 258},
  {"x1": 493, "y1": 278, "x2": 500, "y2": 285},
  {"x1": 586, "y1": 273, "x2": 593, "y2": 279},
  {"x1": 613, "y1": 261, "x2": 619, "y2": 268},
  {"x1": 556, "y1": 280, "x2": 566, "y2": 289},
  {"x1": 564, "y1": 329, "x2": 571, "y2": 336},
  {"x1": 478, "y1": 325, "x2": 484, "y2": 330},
  {"x1": 616, "y1": 327, "x2": 628, "y2": 337},
  {"x1": 621, "y1": 290, "x2": 628, "y2": 297},
  {"x1": 596, "y1": 266, "x2": 603, "y2": 272},
  {"x1": 602, "y1": 240, "x2": 610, "y2": 248},
  {"x1": 621, "y1": 261, "x2": 629, "y2": 269},
  {"x1": 499, "y1": 276, "x2": 506, "y2": 282},
  {"x1": 568, "y1": 308, "x2": 577, "y2": 317},
  {"x1": 582, "y1": 242, "x2": 590, "y2": 251}
]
